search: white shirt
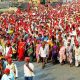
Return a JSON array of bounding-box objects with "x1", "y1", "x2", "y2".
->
[
  {"x1": 75, "y1": 47, "x2": 80, "y2": 56},
  {"x1": 1, "y1": 74, "x2": 10, "y2": 80},
  {"x1": 77, "y1": 36, "x2": 80, "y2": 44},
  {"x1": 63, "y1": 38, "x2": 67, "y2": 48},
  {"x1": 45, "y1": 44, "x2": 49, "y2": 55},
  {"x1": 39, "y1": 46, "x2": 47, "y2": 58},
  {"x1": 56, "y1": 33, "x2": 59, "y2": 43},
  {"x1": 6, "y1": 63, "x2": 18, "y2": 78},
  {"x1": 5, "y1": 46, "x2": 10, "y2": 56},
  {"x1": 72, "y1": 30, "x2": 76, "y2": 36},
  {"x1": 71, "y1": 37, "x2": 75, "y2": 46},
  {"x1": 24, "y1": 63, "x2": 34, "y2": 77}
]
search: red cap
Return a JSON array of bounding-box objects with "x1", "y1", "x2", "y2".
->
[
  {"x1": 7, "y1": 40, "x2": 11, "y2": 45},
  {"x1": 75, "y1": 41, "x2": 79, "y2": 46},
  {"x1": 5, "y1": 56, "x2": 11, "y2": 60},
  {"x1": 25, "y1": 57, "x2": 30, "y2": 62},
  {"x1": 68, "y1": 39, "x2": 71, "y2": 42},
  {"x1": 4, "y1": 68, "x2": 10, "y2": 74},
  {"x1": 7, "y1": 58, "x2": 12, "y2": 63}
]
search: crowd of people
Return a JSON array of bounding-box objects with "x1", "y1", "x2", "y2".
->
[{"x1": 0, "y1": 1, "x2": 80, "y2": 80}]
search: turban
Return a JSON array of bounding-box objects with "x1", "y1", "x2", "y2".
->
[
  {"x1": 5, "y1": 56, "x2": 11, "y2": 60},
  {"x1": 4, "y1": 68, "x2": 10, "y2": 74},
  {"x1": 25, "y1": 57, "x2": 30, "y2": 62},
  {"x1": 75, "y1": 41, "x2": 79, "y2": 47},
  {"x1": 7, "y1": 58, "x2": 12, "y2": 63},
  {"x1": 6, "y1": 40, "x2": 11, "y2": 45}
]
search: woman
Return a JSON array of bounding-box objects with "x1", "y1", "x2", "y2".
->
[
  {"x1": 52, "y1": 42, "x2": 58, "y2": 64},
  {"x1": 27, "y1": 43, "x2": 34, "y2": 62},
  {"x1": 59, "y1": 43, "x2": 66, "y2": 65},
  {"x1": 35, "y1": 40, "x2": 41, "y2": 63},
  {"x1": 74, "y1": 42, "x2": 80, "y2": 67},
  {"x1": 18, "y1": 38, "x2": 26, "y2": 61},
  {"x1": 12, "y1": 42, "x2": 17, "y2": 60}
]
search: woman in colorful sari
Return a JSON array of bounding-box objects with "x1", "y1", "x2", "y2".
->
[
  {"x1": 18, "y1": 38, "x2": 26, "y2": 61},
  {"x1": 52, "y1": 42, "x2": 58, "y2": 64},
  {"x1": 59, "y1": 43, "x2": 66, "y2": 65},
  {"x1": 27, "y1": 43, "x2": 34, "y2": 62},
  {"x1": 36, "y1": 40, "x2": 41, "y2": 63}
]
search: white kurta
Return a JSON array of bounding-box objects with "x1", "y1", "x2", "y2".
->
[
  {"x1": 75, "y1": 47, "x2": 80, "y2": 66},
  {"x1": 5, "y1": 46, "x2": 10, "y2": 56},
  {"x1": 6, "y1": 63, "x2": 18, "y2": 78},
  {"x1": 1, "y1": 74, "x2": 10, "y2": 80},
  {"x1": 24, "y1": 63, "x2": 34, "y2": 77},
  {"x1": 39, "y1": 46, "x2": 47, "y2": 58},
  {"x1": 63, "y1": 38, "x2": 67, "y2": 48},
  {"x1": 45, "y1": 44, "x2": 49, "y2": 56}
]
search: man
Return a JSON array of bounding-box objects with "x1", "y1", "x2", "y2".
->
[
  {"x1": 24, "y1": 57, "x2": 35, "y2": 80},
  {"x1": 66, "y1": 43, "x2": 73, "y2": 67},
  {"x1": 74, "y1": 42, "x2": 80, "y2": 67},
  {"x1": 6, "y1": 58, "x2": 18, "y2": 80},
  {"x1": 44, "y1": 41, "x2": 49, "y2": 63},
  {"x1": 59, "y1": 43, "x2": 66, "y2": 65},
  {"x1": 39, "y1": 41, "x2": 48, "y2": 69},
  {"x1": 1, "y1": 68, "x2": 10, "y2": 80},
  {"x1": 5, "y1": 41, "x2": 12, "y2": 57}
]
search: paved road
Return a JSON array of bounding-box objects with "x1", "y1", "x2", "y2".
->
[{"x1": 15, "y1": 61, "x2": 80, "y2": 80}]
